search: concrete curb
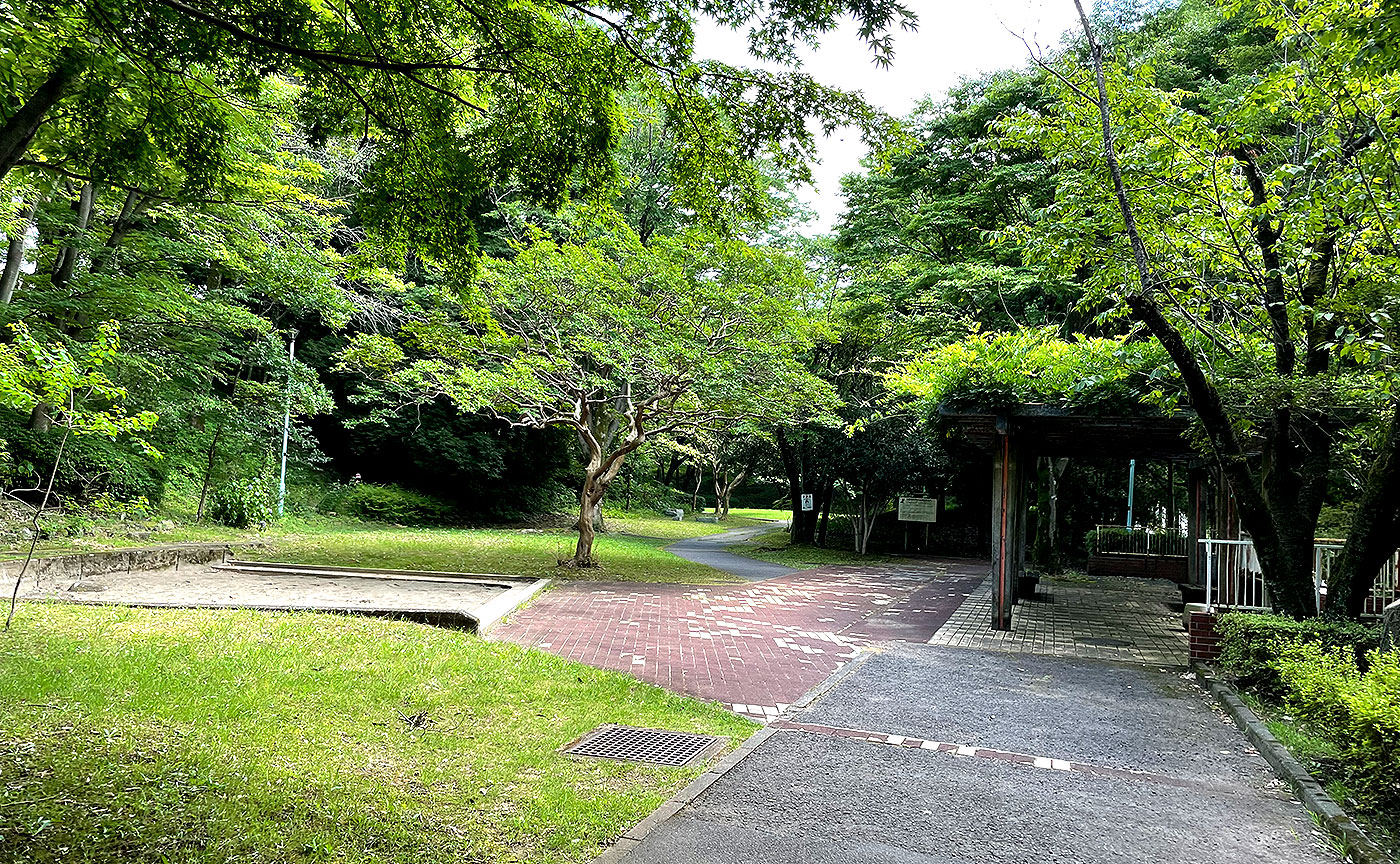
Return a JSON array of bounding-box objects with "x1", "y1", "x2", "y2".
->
[
  {"x1": 791, "y1": 648, "x2": 876, "y2": 711},
  {"x1": 1192, "y1": 661, "x2": 1392, "y2": 864},
  {"x1": 588, "y1": 648, "x2": 874, "y2": 863},
  {"x1": 473, "y1": 578, "x2": 550, "y2": 635}
]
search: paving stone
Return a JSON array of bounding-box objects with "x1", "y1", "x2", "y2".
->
[{"x1": 493, "y1": 562, "x2": 985, "y2": 715}]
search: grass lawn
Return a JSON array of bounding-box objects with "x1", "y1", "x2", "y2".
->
[
  {"x1": 0, "y1": 604, "x2": 758, "y2": 863},
  {"x1": 605, "y1": 512, "x2": 761, "y2": 541},
  {"x1": 7, "y1": 514, "x2": 750, "y2": 584},
  {"x1": 723, "y1": 508, "x2": 789, "y2": 522},
  {"x1": 725, "y1": 527, "x2": 901, "y2": 568},
  {"x1": 250, "y1": 524, "x2": 740, "y2": 584}
]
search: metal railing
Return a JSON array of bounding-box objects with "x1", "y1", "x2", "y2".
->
[
  {"x1": 1093, "y1": 525, "x2": 1189, "y2": 557},
  {"x1": 1201, "y1": 537, "x2": 1400, "y2": 616}
]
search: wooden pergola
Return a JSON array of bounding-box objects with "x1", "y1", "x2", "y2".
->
[{"x1": 942, "y1": 406, "x2": 1213, "y2": 630}]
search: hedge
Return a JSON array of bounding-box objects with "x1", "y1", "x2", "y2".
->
[{"x1": 1218, "y1": 612, "x2": 1397, "y2": 813}]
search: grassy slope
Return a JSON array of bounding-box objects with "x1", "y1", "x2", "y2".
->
[
  {"x1": 0, "y1": 605, "x2": 757, "y2": 863},
  {"x1": 7, "y1": 514, "x2": 759, "y2": 584},
  {"x1": 723, "y1": 508, "x2": 788, "y2": 522}
]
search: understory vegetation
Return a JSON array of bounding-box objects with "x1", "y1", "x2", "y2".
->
[
  {"x1": 1217, "y1": 612, "x2": 1399, "y2": 842},
  {"x1": 0, "y1": 605, "x2": 757, "y2": 863}
]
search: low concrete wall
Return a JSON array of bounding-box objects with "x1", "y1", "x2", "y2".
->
[
  {"x1": 1087, "y1": 552, "x2": 1188, "y2": 582},
  {"x1": 4, "y1": 543, "x2": 258, "y2": 583}
]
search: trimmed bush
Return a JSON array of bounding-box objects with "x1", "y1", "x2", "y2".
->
[
  {"x1": 323, "y1": 484, "x2": 459, "y2": 527},
  {"x1": 1342, "y1": 651, "x2": 1400, "y2": 811},
  {"x1": 1274, "y1": 644, "x2": 1400, "y2": 811},
  {"x1": 1217, "y1": 612, "x2": 1380, "y2": 698},
  {"x1": 1276, "y1": 642, "x2": 1360, "y2": 728}
]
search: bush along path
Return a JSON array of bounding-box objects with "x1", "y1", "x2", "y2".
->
[{"x1": 1213, "y1": 612, "x2": 1399, "y2": 857}]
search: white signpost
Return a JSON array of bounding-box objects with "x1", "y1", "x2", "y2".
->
[
  {"x1": 897, "y1": 497, "x2": 938, "y2": 523},
  {"x1": 800, "y1": 493, "x2": 815, "y2": 512}
]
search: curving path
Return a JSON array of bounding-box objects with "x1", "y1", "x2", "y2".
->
[{"x1": 663, "y1": 522, "x2": 796, "y2": 581}]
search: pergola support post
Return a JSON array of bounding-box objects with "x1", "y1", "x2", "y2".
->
[
  {"x1": 991, "y1": 429, "x2": 1022, "y2": 630},
  {"x1": 1187, "y1": 467, "x2": 1206, "y2": 585}
]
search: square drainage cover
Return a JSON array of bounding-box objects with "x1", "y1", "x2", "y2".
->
[{"x1": 562, "y1": 725, "x2": 724, "y2": 767}]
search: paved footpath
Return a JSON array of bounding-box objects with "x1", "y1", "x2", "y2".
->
[
  {"x1": 664, "y1": 525, "x2": 797, "y2": 581},
  {"x1": 493, "y1": 561, "x2": 986, "y2": 719},
  {"x1": 613, "y1": 644, "x2": 1339, "y2": 864}
]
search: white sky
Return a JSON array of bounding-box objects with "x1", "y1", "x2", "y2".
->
[{"x1": 693, "y1": 0, "x2": 1082, "y2": 233}]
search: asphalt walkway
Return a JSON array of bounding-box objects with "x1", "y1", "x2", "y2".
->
[
  {"x1": 664, "y1": 523, "x2": 795, "y2": 581},
  {"x1": 611, "y1": 643, "x2": 1336, "y2": 864}
]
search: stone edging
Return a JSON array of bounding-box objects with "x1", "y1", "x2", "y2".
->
[
  {"x1": 1192, "y1": 660, "x2": 1393, "y2": 864},
  {"x1": 3, "y1": 542, "x2": 261, "y2": 584},
  {"x1": 589, "y1": 649, "x2": 874, "y2": 863}
]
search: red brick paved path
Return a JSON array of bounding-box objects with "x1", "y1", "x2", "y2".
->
[{"x1": 492, "y1": 560, "x2": 987, "y2": 720}]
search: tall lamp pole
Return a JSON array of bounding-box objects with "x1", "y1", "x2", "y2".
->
[
  {"x1": 1125, "y1": 458, "x2": 1137, "y2": 527},
  {"x1": 277, "y1": 329, "x2": 298, "y2": 518}
]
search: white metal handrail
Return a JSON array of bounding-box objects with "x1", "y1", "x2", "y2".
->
[{"x1": 1201, "y1": 537, "x2": 1399, "y2": 615}]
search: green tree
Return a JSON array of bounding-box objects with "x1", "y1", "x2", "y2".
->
[
  {"x1": 993, "y1": 0, "x2": 1400, "y2": 616},
  {"x1": 342, "y1": 209, "x2": 834, "y2": 565}
]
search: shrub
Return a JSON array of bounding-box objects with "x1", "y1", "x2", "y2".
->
[
  {"x1": 211, "y1": 479, "x2": 274, "y2": 529},
  {"x1": 1276, "y1": 642, "x2": 1360, "y2": 728},
  {"x1": 323, "y1": 484, "x2": 459, "y2": 527},
  {"x1": 0, "y1": 410, "x2": 166, "y2": 504},
  {"x1": 1341, "y1": 651, "x2": 1400, "y2": 811},
  {"x1": 1217, "y1": 612, "x2": 1380, "y2": 698}
]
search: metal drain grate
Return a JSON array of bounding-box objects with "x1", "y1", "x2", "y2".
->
[{"x1": 562, "y1": 725, "x2": 724, "y2": 767}]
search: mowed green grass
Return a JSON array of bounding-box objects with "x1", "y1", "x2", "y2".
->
[
  {"x1": 249, "y1": 522, "x2": 742, "y2": 584},
  {"x1": 605, "y1": 513, "x2": 761, "y2": 541},
  {"x1": 10, "y1": 515, "x2": 752, "y2": 584},
  {"x1": 723, "y1": 508, "x2": 789, "y2": 522},
  {"x1": 0, "y1": 604, "x2": 758, "y2": 863},
  {"x1": 726, "y1": 527, "x2": 900, "y2": 568}
]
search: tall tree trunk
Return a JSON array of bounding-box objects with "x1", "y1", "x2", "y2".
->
[
  {"x1": 817, "y1": 477, "x2": 834, "y2": 547},
  {"x1": 196, "y1": 423, "x2": 224, "y2": 521},
  {"x1": 0, "y1": 199, "x2": 36, "y2": 305},
  {"x1": 775, "y1": 427, "x2": 806, "y2": 539},
  {"x1": 0, "y1": 51, "x2": 81, "y2": 184},
  {"x1": 575, "y1": 471, "x2": 608, "y2": 566},
  {"x1": 1331, "y1": 402, "x2": 1400, "y2": 617},
  {"x1": 691, "y1": 465, "x2": 703, "y2": 513},
  {"x1": 52, "y1": 181, "x2": 95, "y2": 291},
  {"x1": 793, "y1": 436, "x2": 817, "y2": 544},
  {"x1": 28, "y1": 402, "x2": 53, "y2": 432}
]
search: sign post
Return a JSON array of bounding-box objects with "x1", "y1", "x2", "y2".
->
[
  {"x1": 897, "y1": 497, "x2": 938, "y2": 523},
  {"x1": 800, "y1": 493, "x2": 814, "y2": 512}
]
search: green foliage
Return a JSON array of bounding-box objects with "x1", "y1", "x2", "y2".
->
[
  {"x1": 1217, "y1": 611, "x2": 1381, "y2": 699},
  {"x1": 0, "y1": 411, "x2": 165, "y2": 504},
  {"x1": 321, "y1": 483, "x2": 460, "y2": 527},
  {"x1": 890, "y1": 327, "x2": 1176, "y2": 413},
  {"x1": 210, "y1": 478, "x2": 273, "y2": 529},
  {"x1": 1272, "y1": 643, "x2": 1400, "y2": 812}
]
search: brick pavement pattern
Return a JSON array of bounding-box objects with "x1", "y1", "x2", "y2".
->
[{"x1": 493, "y1": 562, "x2": 986, "y2": 719}]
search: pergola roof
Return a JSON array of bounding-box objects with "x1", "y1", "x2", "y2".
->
[{"x1": 940, "y1": 405, "x2": 1198, "y2": 460}]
